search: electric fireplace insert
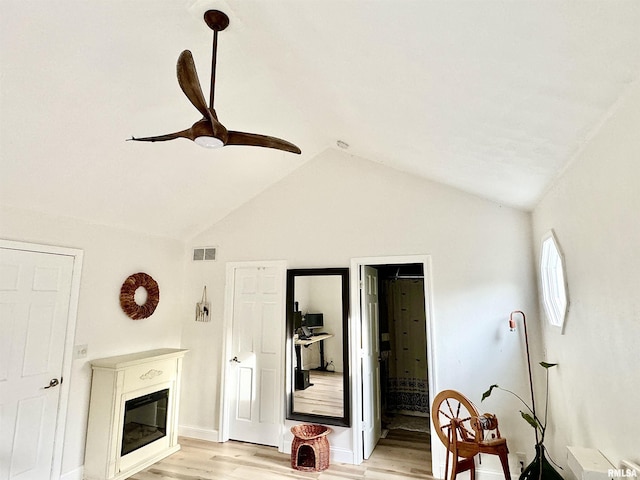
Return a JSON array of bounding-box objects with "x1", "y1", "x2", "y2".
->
[{"x1": 121, "y1": 388, "x2": 169, "y2": 456}]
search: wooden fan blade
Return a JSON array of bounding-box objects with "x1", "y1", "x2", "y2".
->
[
  {"x1": 226, "y1": 131, "x2": 301, "y2": 154},
  {"x1": 129, "y1": 127, "x2": 195, "y2": 143},
  {"x1": 177, "y1": 50, "x2": 210, "y2": 118}
]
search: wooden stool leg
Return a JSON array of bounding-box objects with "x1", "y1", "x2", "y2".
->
[
  {"x1": 497, "y1": 448, "x2": 511, "y2": 480},
  {"x1": 450, "y1": 456, "x2": 459, "y2": 480}
]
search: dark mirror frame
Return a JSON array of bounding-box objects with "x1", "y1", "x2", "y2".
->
[{"x1": 286, "y1": 268, "x2": 351, "y2": 427}]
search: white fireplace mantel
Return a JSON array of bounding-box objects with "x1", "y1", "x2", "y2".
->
[{"x1": 84, "y1": 348, "x2": 188, "y2": 480}]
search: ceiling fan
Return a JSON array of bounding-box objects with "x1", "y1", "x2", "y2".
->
[{"x1": 130, "y1": 10, "x2": 301, "y2": 154}]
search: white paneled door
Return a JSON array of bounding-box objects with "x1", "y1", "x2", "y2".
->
[
  {"x1": 0, "y1": 248, "x2": 74, "y2": 480},
  {"x1": 361, "y1": 265, "x2": 381, "y2": 460},
  {"x1": 227, "y1": 265, "x2": 284, "y2": 447}
]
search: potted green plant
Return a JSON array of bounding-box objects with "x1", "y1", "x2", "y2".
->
[{"x1": 482, "y1": 311, "x2": 562, "y2": 480}]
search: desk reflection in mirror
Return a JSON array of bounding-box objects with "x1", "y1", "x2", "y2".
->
[{"x1": 293, "y1": 332, "x2": 343, "y2": 418}]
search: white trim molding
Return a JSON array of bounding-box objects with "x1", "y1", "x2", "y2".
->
[
  {"x1": 349, "y1": 254, "x2": 438, "y2": 472},
  {"x1": 218, "y1": 260, "x2": 288, "y2": 446},
  {"x1": 178, "y1": 425, "x2": 220, "y2": 443},
  {"x1": 539, "y1": 230, "x2": 569, "y2": 333}
]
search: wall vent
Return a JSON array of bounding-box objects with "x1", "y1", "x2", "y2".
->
[{"x1": 193, "y1": 247, "x2": 216, "y2": 261}]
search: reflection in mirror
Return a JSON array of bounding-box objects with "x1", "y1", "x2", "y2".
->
[
  {"x1": 294, "y1": 276, "x2": 342, "y2": 417},
  {"x1": 286, "y1": 268, "x2": 350, "y2": 427}
]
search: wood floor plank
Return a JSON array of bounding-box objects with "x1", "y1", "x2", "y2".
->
[{"x1": 294, "y1": 371, "x2": 344, "y2": 417}]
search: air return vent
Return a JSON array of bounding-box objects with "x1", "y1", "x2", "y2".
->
[{"x1": 193, "y1": 247, "x2": 216, "y2": 261}]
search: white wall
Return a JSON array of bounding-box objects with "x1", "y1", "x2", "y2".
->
[
  {"x1": 181, "y1": 149, "x2": 539, "y2": 473},
  {"x1": 532, "y1": 82, "x2": 640, "y2": 467},
  {"x1": 0, "y1": 205, "x2": 186, "y2": 477}
]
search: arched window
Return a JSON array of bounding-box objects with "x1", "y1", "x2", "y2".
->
[{"x1": 540, "y1": 230, "x2": 568, "y2": 331}]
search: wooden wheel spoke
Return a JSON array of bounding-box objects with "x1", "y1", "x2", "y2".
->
[
  {"x1": 444, "y1": 398, "x2": 457, "y2": 418},
  {"x1": 453, "y1": 416, "x2": 474, "y2": 439},
  {"x1": 431, "y1": 389, "x2": 480, "y2": 452},
  {"x1": 438, "y1": 408, "x2": 454, "y2": 421},
  {"x1": 459, "y1": 423, "x2": 475, "y2": 439}
]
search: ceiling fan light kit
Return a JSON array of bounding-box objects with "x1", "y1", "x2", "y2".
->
[
  {"x1": 130, "y1": 10, "x2": 301, "y2": 154},
  {"x1": 195, "y1": 136, "x2": 224, "y2": 149}
]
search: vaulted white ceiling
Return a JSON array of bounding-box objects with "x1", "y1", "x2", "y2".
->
[{"x1": 2, "y1": 1, "x2": 639, "y2": 240}]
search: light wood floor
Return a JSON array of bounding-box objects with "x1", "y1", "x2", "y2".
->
[
  {"x1": 129, "y1": 429, "x2": 432, "y2": 480},
  {"x1": 294, "y1": 370, "x2": 344, "y2": 417}
]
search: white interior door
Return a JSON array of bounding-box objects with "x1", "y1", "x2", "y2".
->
[
  {"x1": 227, "y1": 265, "x2": 284, "y2": 446},
  {"x1": 361, "y1": 265, "x2": 381, "y2": 460},
  {"x1": 0, "y1": 248, "x2": 74, "y2": 480}
]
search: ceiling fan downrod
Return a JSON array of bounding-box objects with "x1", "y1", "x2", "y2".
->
[{"x1": 203, "y1": 10, "x2": 229, "y2": 110}]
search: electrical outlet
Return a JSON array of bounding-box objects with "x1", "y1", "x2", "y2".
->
[
  {"x1": 74, "y1": 344, "x2": 88, "y2": 359},
  {"x1": 516, "y1": 452, "x2": 527, "y2": 473}
]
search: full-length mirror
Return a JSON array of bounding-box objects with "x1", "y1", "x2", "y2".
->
[{"x1": 286, "y1": 268, "x2": 350, "y2": 427}]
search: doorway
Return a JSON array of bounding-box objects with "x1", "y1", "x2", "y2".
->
[
  {"x1": 0, "y1": 239, "x2": 83, "y2": 480},
  {"x1": 376, "y1": 264, "x2": 429, "y2": 439},
  {"x1": 350, "y1": 255, "x2": 436, "y2": 472},
  {"x1": 219, "y1": 261, "x2": 286, "y2": 448}
]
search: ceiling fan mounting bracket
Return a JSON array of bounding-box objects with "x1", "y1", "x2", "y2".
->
[{"x1": 204, "y1": 10, "x2": 229, "y2": 32}]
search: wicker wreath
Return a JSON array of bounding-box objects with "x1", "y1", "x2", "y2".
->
[{"x1": 119, "y1": 272, "x2": 160, "y2": 320}]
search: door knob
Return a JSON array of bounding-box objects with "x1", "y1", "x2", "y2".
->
[{"x1": 44, "y1": 378, "x2": 60, "y2": 389}]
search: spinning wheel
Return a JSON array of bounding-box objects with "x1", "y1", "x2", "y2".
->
[
  {"x1": 431, "y1": 390, "x2": 511, "y2": 480},
  {"x1": 432, "y1": 389, "x2": 479, "y2": 451}
]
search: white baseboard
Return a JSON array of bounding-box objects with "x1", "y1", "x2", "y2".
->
[
  {"x1": 433, "y1": 464, "x2": 519, "y2": 480},
  {"x1": 60, "y1": 466, "x2": 83, "y2": 480},
  {"x1": 329, "y1": 445, "x2": 356, "y2": 464},
  {"x1": 178, "y1": 424, "x2": 220, "y2": 442},
  {"x1": 477, "y1": 467, "x2": 520, "y2": 480}
]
